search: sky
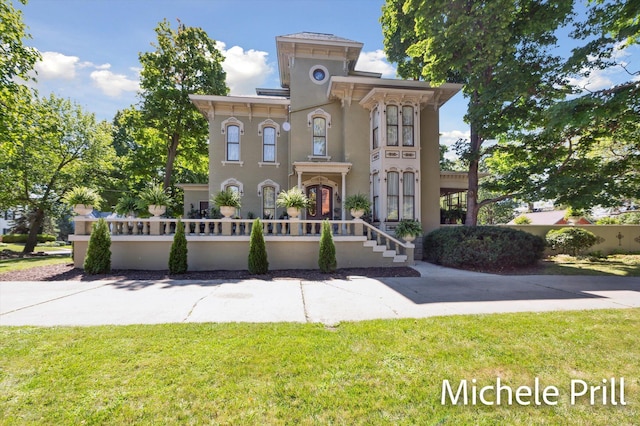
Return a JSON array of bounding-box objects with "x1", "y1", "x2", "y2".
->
[{"x1": 15, "y1": 0, "x2": 639, "y2": 151}]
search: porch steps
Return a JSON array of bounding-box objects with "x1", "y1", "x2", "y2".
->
[{"x1": 362, "y1": 241, "x2": 407, "y2": 263}]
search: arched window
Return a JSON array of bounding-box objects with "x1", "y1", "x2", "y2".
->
[
  {"x1": 226, "y1": 125, "x2": 240, "y2": 161},
  {"x1": 386, "y1": 171, "x2": 399, "y2": 221},
  {"x1": 403, "y1": 171, "x2": 415, "y2": 219},
  {"x1": 402, "y1": 105, "x2": 414, "y2": 146},
  {"x1": 313, "y1": 117, "x2": 326, "y2": 156},
  {"x1": 263, "y1": 127, "x2": 276, "y2": 162},
  {"x1": 386, "y1": 105, "x2": 398, "y2": 146},
  {"x1": 262, "y1": 185, "x2": 276, "y2": 219}
]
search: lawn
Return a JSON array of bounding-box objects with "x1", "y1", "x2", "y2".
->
[
  {"x1": 0, "y1": 255, "x2": 71, "y2": 274},
  {"x1": 540, "y1": 254, "x2": 640, "y2": 277},
  {"x1": 1, "y1": 309, "x2": 639, "y2": 424}
]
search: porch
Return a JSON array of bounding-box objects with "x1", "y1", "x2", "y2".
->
[{"x1": 70, "y1": 217, "x2": 414, "y2": 271}]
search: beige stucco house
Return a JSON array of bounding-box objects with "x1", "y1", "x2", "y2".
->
[{"x1": 183, "y1": 32, "x2": 463, "y2": 235}]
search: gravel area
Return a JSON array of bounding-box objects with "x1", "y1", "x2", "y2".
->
[{"x1": 0, "y1": 262, "x2": 420, "y2": 282}]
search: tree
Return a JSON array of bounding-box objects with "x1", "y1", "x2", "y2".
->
[
  {"x1": 0, "y1": 94, "x2": 115, "y2": 252},
  {"x1": 138, "y1": 19, "x2": 228, "y2": 190},
  {"x1": 382, "y1": 0, "x2": 574, "y2": 225},
  {"x1": 169, "y1": 219, "x2": 188, "y2": 274},
  {"x1": 318, "y1": 220, "x2": 337, "y2": 273},
  {"x1": 0, "y1": 0, "x2": 40, "y2": 95},
  {"x1": 248, "y1": 218, "x2": 268, "y2": 274},
  {"x1": 84, "y1": 218, "x2": 111, "y2": 274}
]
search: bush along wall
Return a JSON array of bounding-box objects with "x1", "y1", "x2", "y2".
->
[
  {"x1": 545, "y1": 227, "x2": 598, "y2": 256},
  {"x1": 318, "y1": 220, "x2": 337, "y2": 273},
  {"x1": 248, "y1": 218, "x2": 268, "y2": 274},
  {"x1": 1, "y1": 234, "x2": 56, "y2": 244},
  {"x1": 84, "y1": 218, "x2": 111, "y2": 274},
  {"x1": 168, "y1": 220, "x2": 188, "y2": 274},
  {"x1": 423, "y1": 226, "x2": 545, "y2": 271}
]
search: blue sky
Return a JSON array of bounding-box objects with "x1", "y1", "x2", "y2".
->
[{"x1": 16, "y1": 0, "x2": 639, "y2": 150}]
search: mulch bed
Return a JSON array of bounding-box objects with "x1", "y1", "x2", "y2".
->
[{"x1": 0, "y1": 262, "x2": 421, "y2": 282}]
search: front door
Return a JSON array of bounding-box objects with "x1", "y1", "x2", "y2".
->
[{"x1": 306, "y1": 185, "x2": 333, "y2": 220}]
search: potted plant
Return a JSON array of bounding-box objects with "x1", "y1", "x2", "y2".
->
[
  {"x1": 564, "y1": 206, "x2": 585, "y2": 225},
  {"x1": 137, "y1": 183, "x2": 172, "y2": 217},
  {"x1": 212, "y1": 188, "x2": 241, "y2": 218},
  {"x1": 344, "y1": 193, "x2": 371, "y2": 220},
  {"x1": 394, "y1": 219, "x2": 423, "y2": 243},
  {"x1": 276, "y1": 187, "x2": 309, "y2": 219},
  {"x1": 114, "y1": 195, "x2": 138, "y2": 217},
  {"x1": 63, "y1": 186, "x2": 102, "y2": 216}
]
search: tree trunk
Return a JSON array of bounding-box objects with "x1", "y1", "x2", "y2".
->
[
  {"x1": 465, "y1": 126, "x2": 481, "y2": 227},
  {"x1": 23, "y1": 208, "x2": 45, "y2": 253},
  {"x1": 163, "y1": 133, "x2": 179, "y2": 189}
]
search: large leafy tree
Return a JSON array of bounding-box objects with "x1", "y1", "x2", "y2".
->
[
  {"x1": 138, "y1": 19, "x2": 228, "y2": 190},
  {"x1": 382, "y1": 0, "x2": 573, "y2": 225},
  {"x1": 0, "y1": 95, "x2": 115, "y2": 252},
  {"x1": 484, "y1": 0, "x2": 639, "y2": 209}
]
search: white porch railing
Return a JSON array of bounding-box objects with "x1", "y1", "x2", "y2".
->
[{"x1": 73, "y1": 217, "x2": 414, "y2": 258}]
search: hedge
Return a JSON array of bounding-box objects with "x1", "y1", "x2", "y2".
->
[
  {"x1": 423, "y1": 226, "x2": 545, "y2": 270},
  {"x1": 546, "y1": 227, "x2": 598, "y2": 256},
  {"x1": 1, "y1": 234, "x2": 56, "y2": 244}
]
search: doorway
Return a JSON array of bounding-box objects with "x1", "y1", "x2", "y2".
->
[{"x1": 306, "y1": 185, "x2": 333, "y2": 220}]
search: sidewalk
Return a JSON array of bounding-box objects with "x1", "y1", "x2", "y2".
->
[{"x1": 1, "y1": 261, "x2": 639, "y2": 326}]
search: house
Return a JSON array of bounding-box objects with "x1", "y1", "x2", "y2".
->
[
  {"x1": 183, "y1": 32, "x2": 464, "y2": 235},
  {"x1": 71, "y1": 32, "x2": 468, "y2": 271},
  {"x1": 509, "y1": 210, "x2": 592, "y2": 225}
]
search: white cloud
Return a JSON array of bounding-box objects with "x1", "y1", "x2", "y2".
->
[
  {"x1": 356, "y1": 50, "x2": 396, "y2": 78},
  {"x1": 440, "y1": 129, "x2": 469, "y2": 148},
  {"x1": 90, "y1": 67, "x2": 140, "y2": 97},
  {"x1": 216, "y1": 41, "x2": 273, "y2": 96},
  {"x1": 34, "y1": 51, "x2": 80, "y2": 80}
]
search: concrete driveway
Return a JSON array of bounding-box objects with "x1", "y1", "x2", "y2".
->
[{"x1": 1, "y1": 262, "x2": 639, "y2": 326}]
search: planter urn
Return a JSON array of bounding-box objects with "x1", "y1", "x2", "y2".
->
[
  {"x1": 73, "y1": 204, "x2": 93, "y2": 217},
  {"x1": 220, "y1": 206, "x2": 236, "y2": 219},
  {"x1": 350, "y1": 209, "x2": 365, "y2": 220},
  {"x1": 148, "y1": 205, "x2": 166, "y2": 218},
  {"x1": 287, "y1": 207, "x2": 301, "y2": 219}
]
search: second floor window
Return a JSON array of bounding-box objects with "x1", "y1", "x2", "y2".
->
[
  {"x1": 263, "y1": 127, "x2": 276, "y2": 162},
  {"x1": 402, "y1": 106, "x2": 414, "y2": 146},
  {"x1": 313, "y1": 117, "x2": 326, "y2": 156},
  {"x1": 386, "y1": 105, "x2": 398, "y2": 146},
  {"x1": 226, "y1": 125, "x2": 240, "y2": 161},
  {"x1": 372, "y1": 107, "x2": 379, "y2": 149}
]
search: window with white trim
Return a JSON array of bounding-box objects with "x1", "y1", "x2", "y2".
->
[
  {"x1": 372, "y1": 173, "x2": 379, "y2": 222},
  {"x1": 372, "y1": 107, "x2": 379, "y2": 149},
  {"x1": 263, "y1": 127, "x2": 276, "y2": 162},
  {"x1": 262, "y1": 185, "x2": 276, "y2": 219},
  {"x1": 386, "y1": 105, "x2": 398, "y2": 146},
  {"x1": 402, "y1": 106, "x2": 414, "y2": 146},
  {"x1": 226, "y1": 125, "x2": 240, "y2": 161},
  {"x1": 403, "y1": 171, "x2": 415, "y2": 219},
  {"x1": 313, "y1": 117, "x2": 326, "y2": 156},
  {"x1": 386, "y1": 171, "x2": 399, "y2": 221}
]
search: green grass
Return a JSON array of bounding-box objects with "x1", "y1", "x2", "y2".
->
[
  {"x1": 2, "y1": 310, "x2": 639, "y2": 424},
  {"x1": 0, "y1": 255, "x2": 72, "y2": 274},
  {"x1": 539, "y1": 254, "x2": 640, "y2": 276},
  {"x1": 0, "y1": 243, "x2": 69, "y2": 253}
]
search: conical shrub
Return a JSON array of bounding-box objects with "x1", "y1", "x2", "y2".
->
[
  {"x1": 169, "y1": 219, "x2": 188, "y2": 274},
  {"x1": 318, "y1": 220, "x2": 337, "y2": 273},
  {"x1": 84, "y1": 218, "x2": 111, "y2": 274},
  {"x1": 248, "y1": 218, "x2": 269, "y2": 274}
]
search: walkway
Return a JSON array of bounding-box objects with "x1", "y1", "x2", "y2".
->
[{"x1": 1, "y1": 262, "x2": 639, "y2": 326}]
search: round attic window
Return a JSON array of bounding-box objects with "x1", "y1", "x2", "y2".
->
[{"x1": 309, "y1": 65, "x2": 328, "y2": 84}]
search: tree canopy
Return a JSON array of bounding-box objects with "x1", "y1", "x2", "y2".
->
[{"x1": 138, "y1": 18, "x2": 228, "y2": 189}]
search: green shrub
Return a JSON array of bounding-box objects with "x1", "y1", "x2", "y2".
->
[
  {"x1": 248, "y1": 218, "x2": 269, "y2": 274},
  {"x1": 84, "y1": 218, "x2": 111, "y2": 274},
  {"x1": 595, "y1": 216, "x2": 620, "y2": 225},
  {"x1": 546, "y1": 227, "x2": 598, "y2": 256},
  {"x1": 168, "y1": 220, "x2": 188, "y2": 274},
  {"x1": 423, "y1": 226, "x2": 545, "y2": 270},
  {"x1": 318, "y1": 220, "x2": 337, "y2": 273},
  {"x1": 513, "y1": 215, "x2": 532, "y2": 224},
  {"x1": 1, "y1": 234, "x2": 56, "y2": 244},
  {"x1": 619, "y1": 212, "x2": 640, "y2": 224}
]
